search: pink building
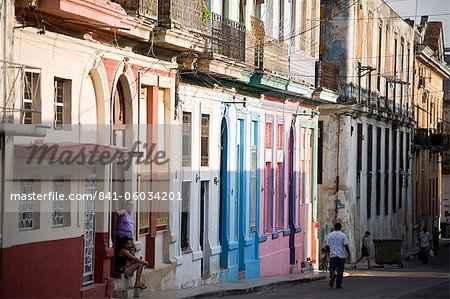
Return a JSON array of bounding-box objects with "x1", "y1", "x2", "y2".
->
[{"x1": 259, "y1": 96, "x2": 319, "y2": 276}]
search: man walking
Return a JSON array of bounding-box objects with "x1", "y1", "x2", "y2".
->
[
  {"x1": 353, "y1": 231, "x2": 371, "y2": 269},
  {"x1": 418, "y1": 226, "x2": 433, "y2": 264},
  {"x1": 326, "y1": 223, "x2": 351, "y2": 289}
]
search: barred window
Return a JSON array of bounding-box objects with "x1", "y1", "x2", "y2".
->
[
  {"x1": 19, "y1": 180, "x2": 35, "y2": 230},
  {"x1": 52, "y1": 178, "x2": 65, "y2": 227}
]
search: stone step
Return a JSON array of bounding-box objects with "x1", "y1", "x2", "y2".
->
[
  {"x1": 114, "y1": 272, "x2": 146, "y2": 298},
  {"x1": 134, "y1": 288, "x2": 145, "y2": 298},
  {"x1": 113, "y1": 286, "x2": 145, "y2": 298},
  {"x1": 115, "y1": 274, "x2": 135, "y2": 290},
  {"x1": 113, "y1": 288, "x2": 134, "y2": 299}
]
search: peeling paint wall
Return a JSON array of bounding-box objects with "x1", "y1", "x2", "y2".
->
[
  {"x1": 318, "y1": 0, "x2": 415, "y2": 257},
  {"x1": 321, "y1": 0, "x2": 415, "y2": 106},
  {"x1": 318, "y1": 109, "x2": 413, "y2": 258}
]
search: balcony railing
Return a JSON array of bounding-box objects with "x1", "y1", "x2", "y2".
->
[
  {"x1": 414, "y1": 128, "x2": 430, "y2": 150},
  {"x1": 430, "y1": 133, "x2": 450, "y2": 151},
  {"x1": 264, "y1": 38, "x2": 288, "y2": 77},
  {"x1": 246, "y1": 16, "x2": 290, "y2": 76},
  {"x1": 158, "y1": 0, "x2": 203, "y2": 31},
  {"x1": 112, "y1": 0, "x2": 157, "y2": 19},
  {"x1": 316, "y1": 61, "x2": 339, "y2": 92},
  {"x1": 210, "y1": 12, "x2": 245, "y2": 62},
  {"x1": 290, "y1": 51, "x2": 316, "y2": 87},
  {"x1": 247, "y1": 16, "x2": 265, "y2": 69}
]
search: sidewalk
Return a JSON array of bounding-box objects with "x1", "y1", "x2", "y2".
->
[{"x1": 146, "y1": 272, "x2": 326, "y2": 299}]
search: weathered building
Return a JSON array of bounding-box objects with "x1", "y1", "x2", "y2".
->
[
  {"x1": 2, "y1": 1, "x2": 178, "y2": 297},
  {"x1": 318, "y1": 0, "x2": 416, "y2": 257},
  {"x1": 412, "y1": 18, "x2": 450, "y2": 237},
  {"x1": 1, "y1": 0, "x2": 339, "y2": 297},
  {"x1": 439, "y1": 48, "x2": 450, "y2": 231}
]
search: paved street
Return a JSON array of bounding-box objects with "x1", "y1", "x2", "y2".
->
[{"x1": 227, "y1": 244, "x2": 450, "y2": 299}]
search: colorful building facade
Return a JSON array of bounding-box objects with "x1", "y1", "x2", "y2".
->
[{"x1": 5, "y1": 0, "x2": 449, "y2": 298}]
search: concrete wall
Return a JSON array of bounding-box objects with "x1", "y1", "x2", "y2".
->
[{"x1": 318, "y1": 110, "x2": 413, "y2": 258}]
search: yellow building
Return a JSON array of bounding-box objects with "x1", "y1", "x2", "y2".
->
[{"x1": 413, "y1": 19, "x2": 450, "y2": 238}]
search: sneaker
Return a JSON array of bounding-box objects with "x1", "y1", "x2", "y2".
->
[
  {"x1": 336, "y1": 286, "x2": 343, "y2": 289},
  {"x1": 329, "y1": 277, "x2": 335, "y2": 288}
]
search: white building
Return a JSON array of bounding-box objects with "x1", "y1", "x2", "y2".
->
[
  {"x1": 318, "y1": 0, "x2": 416, "y2": 256},
  {"x1": 1, "y1": 1, "x2": 179, "y2": 296}
]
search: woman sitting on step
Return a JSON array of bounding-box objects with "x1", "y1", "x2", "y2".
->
[{"x1": 116, "y1": 237, "x2": 149, "y2": 289}]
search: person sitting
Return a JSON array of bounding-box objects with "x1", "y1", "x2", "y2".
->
[
  {"x1": 116, "y1": 237, "x2": 149, "y2": 289},
  {"x1": 129, "y1": 244, "x2": 137, "y2": 257},
  {"x1": 128, "y1": 244, "x2": 142, "y2": 258}
]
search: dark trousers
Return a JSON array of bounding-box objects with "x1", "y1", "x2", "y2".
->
[
  {"x1": 329, "y1": 257, "x2": 346, "y2": 287},
  {"x1": 420, "y1": 246, "x2": 430, "y2": 264}
]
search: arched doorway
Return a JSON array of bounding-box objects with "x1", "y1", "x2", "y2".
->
[{"x1": 110, "y1": 74, "x2": 133, "y2": 276}]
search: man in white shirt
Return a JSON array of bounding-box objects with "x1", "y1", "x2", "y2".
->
[
  {"x1": 418, "y1": 226, "x2": 433, "y2": 264},
  {"x1": 326, "y1": 222, "x2": 351, "y2": 289}
]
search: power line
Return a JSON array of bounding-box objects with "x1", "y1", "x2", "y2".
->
[{"x1": 326, "y1": 12, "x2": 450, "y2": 21}]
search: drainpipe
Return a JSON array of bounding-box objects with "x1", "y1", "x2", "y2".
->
[{"x1": 334, "y1": 114, "x2": 341, "y2": 220}]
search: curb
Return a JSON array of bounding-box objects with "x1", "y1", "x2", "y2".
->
[{"x1": 181, "y1": 275, "x2": 327, "y2": 299}]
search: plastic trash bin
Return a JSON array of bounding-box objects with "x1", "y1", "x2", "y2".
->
[{"x1": 373, "y1": 239, "x2": 404, "y2": 268}]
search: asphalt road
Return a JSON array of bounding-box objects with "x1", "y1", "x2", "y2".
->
[{"x1": 227, "y1": 243, "x2": 450, "y2": 299}]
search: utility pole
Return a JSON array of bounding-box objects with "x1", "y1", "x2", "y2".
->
[{"x1": 357, "y1": 63, "x2": 376, "y2": 105}]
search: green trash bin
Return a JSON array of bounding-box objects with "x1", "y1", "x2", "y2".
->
[{"x1": 373, "y1": 239, "x2": 404, "y2": 268}]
